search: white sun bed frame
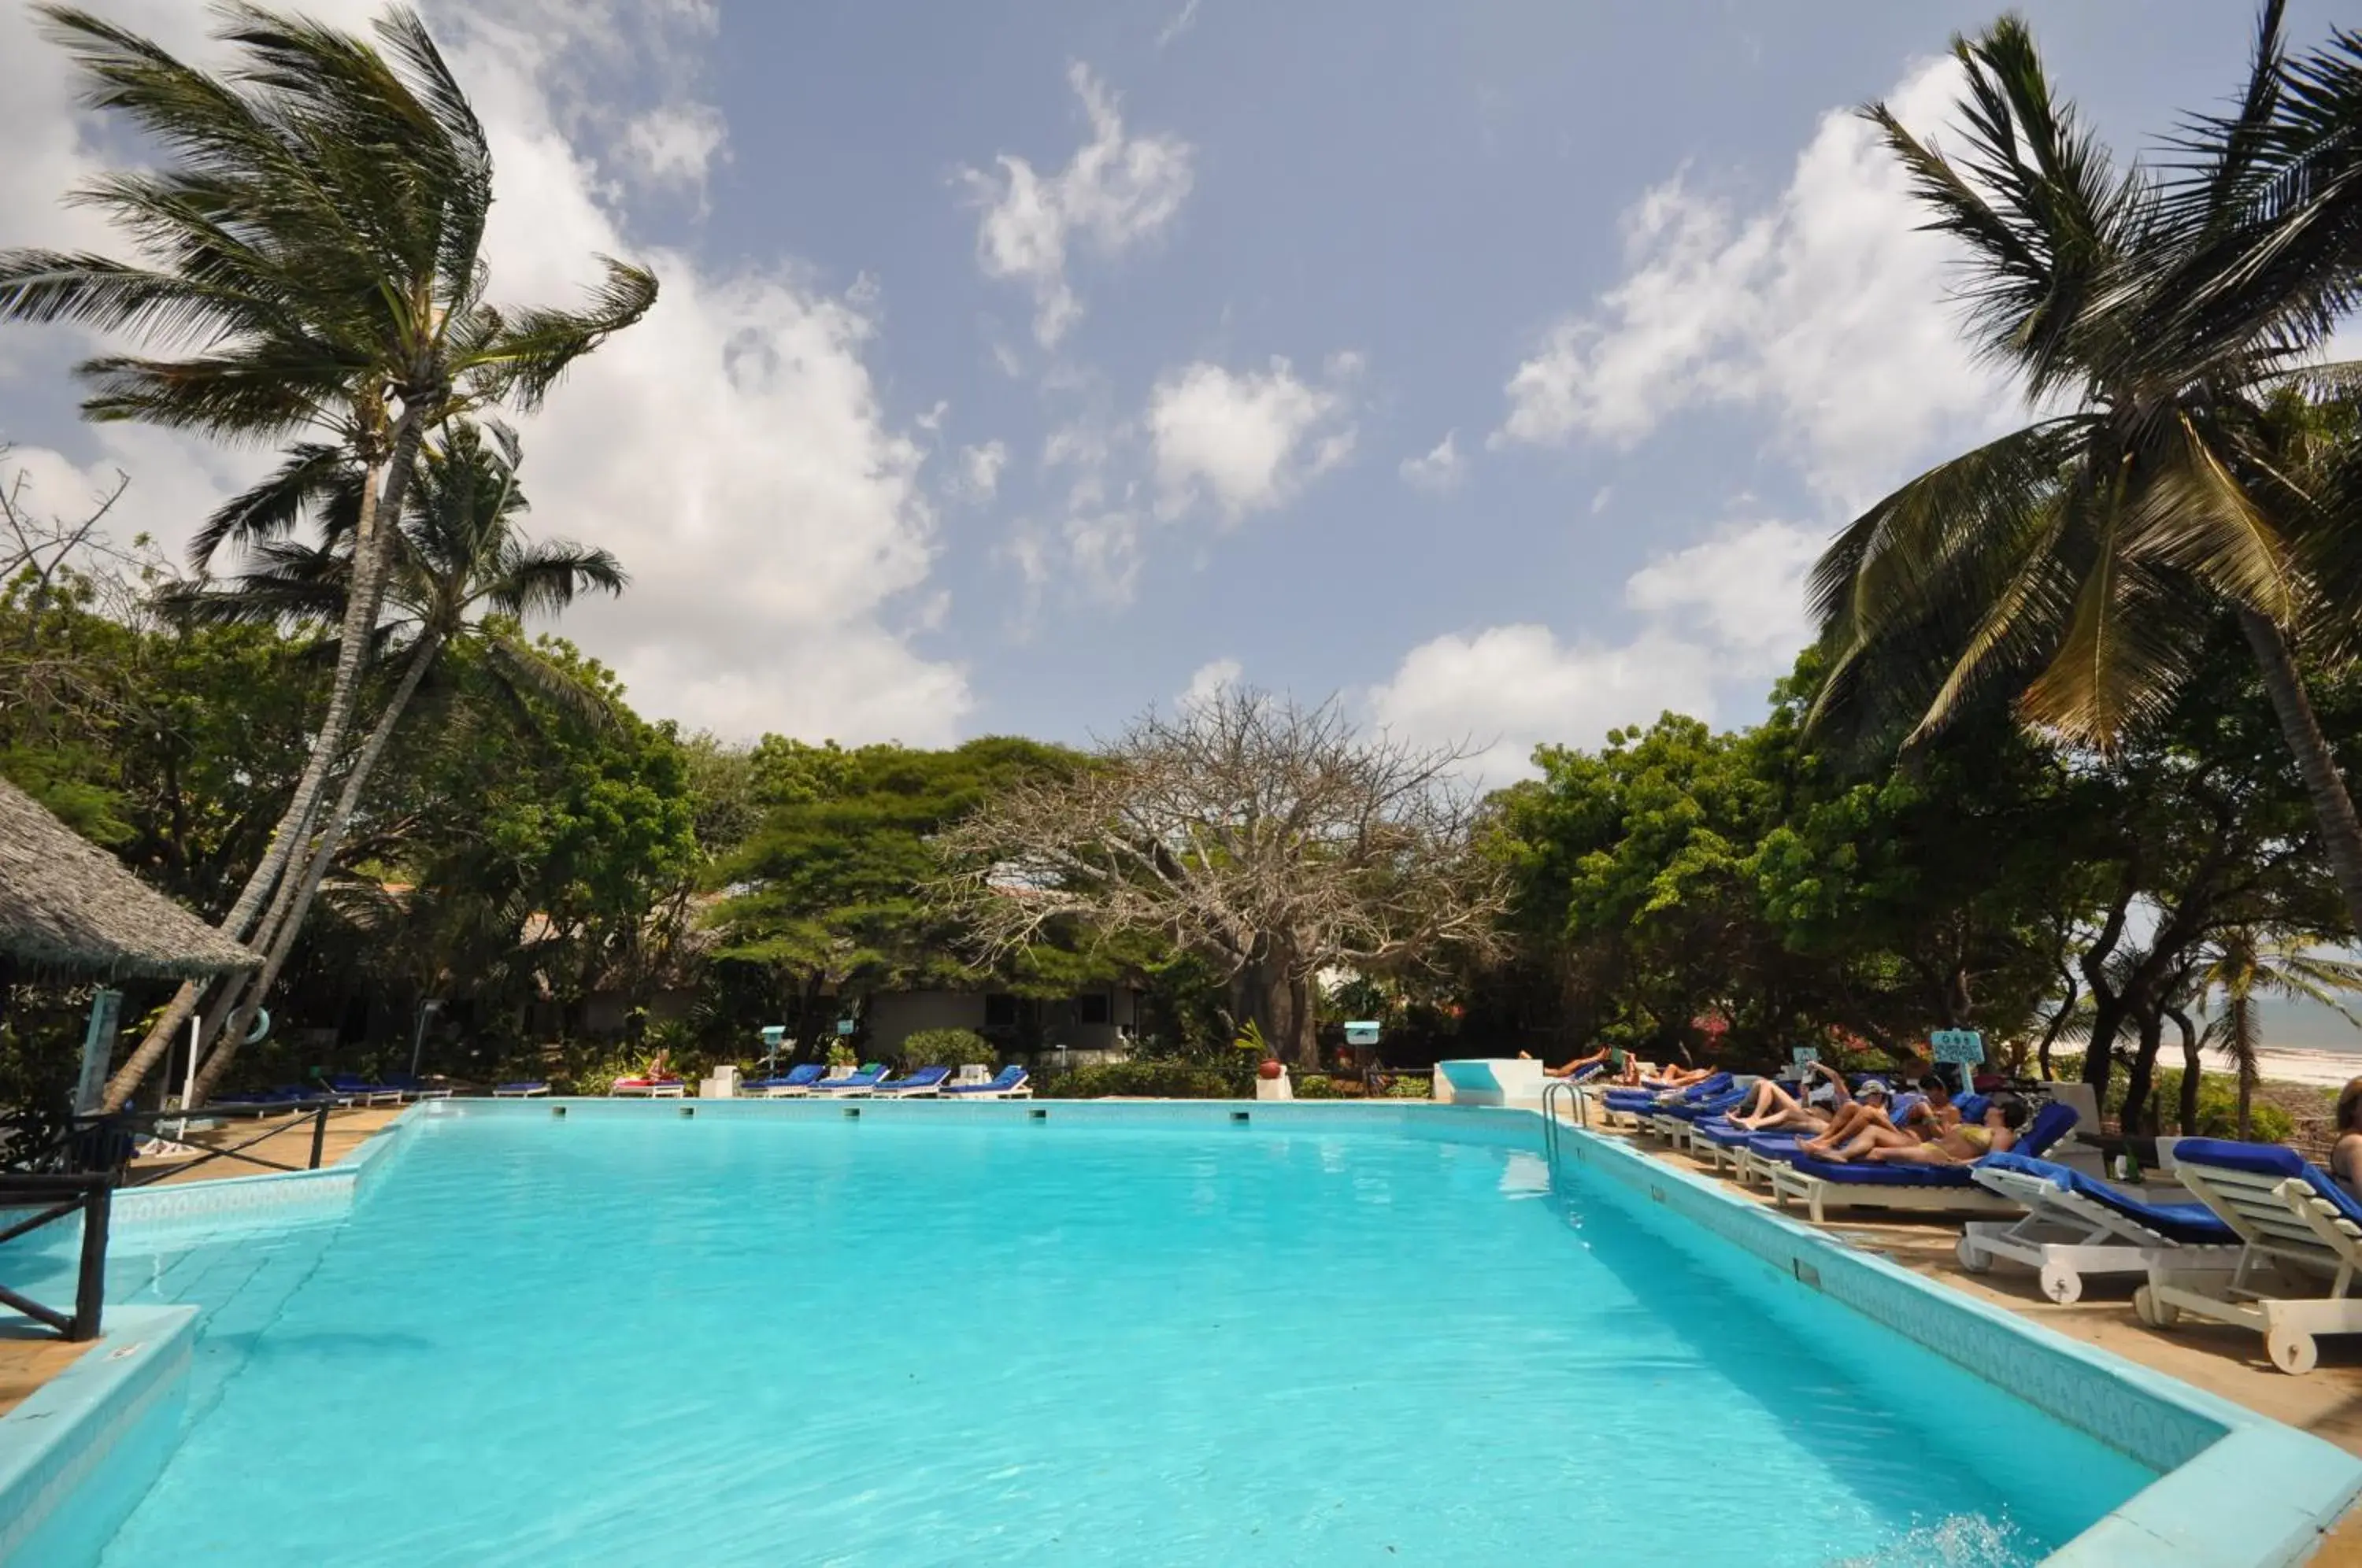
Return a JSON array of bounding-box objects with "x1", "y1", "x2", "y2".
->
[
  {"x1": 1766, "y1": 1159, "x2": 2020, "y2": 1226},
  {"x1": 610, "y1": 1080, "x2": 687, "y2": 1099},
  {"x1": 1960, "y1": 1163, "x2": 2241, "y2": 1305},
  {"x1": 2136, "y1": 1159, "x2": 2362, "y2": 1376}
]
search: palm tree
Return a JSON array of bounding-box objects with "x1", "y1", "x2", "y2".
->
[
  {"x1": 0, "y1": 6, "x2": 655, "y2": 1106},
  {"x1": 1807, "y1": 9, "x2": 2362, "y2": 946},
  {"x1": 2192, "y1": 926, "x2": 2362, "y2": 1137},
  {"x1": 157, "y1": 421, "x2": 626, "y2": 1100}
]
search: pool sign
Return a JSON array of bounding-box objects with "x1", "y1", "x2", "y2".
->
[
  {"x1": 1790, "y1": 1046, "x2": 1819, "y2": 1067},
  {"x1": 1931, "y1": 1030, "x2": 1986, "y2": 1067},
  {"x1": 835, "y1": 1018, "x2": 857, "y2": 1037},
  {"x1": 1343, "y1": 1021, "x2": 1382, "y2": 1047}
]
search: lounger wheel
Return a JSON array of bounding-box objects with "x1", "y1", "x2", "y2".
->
[
  {"x1": 2267, "y1": 1326, "x2": 2319, "y2": 1376},
  {"x1": 2133, "y1": 1287, "x2": 2179, "y2": 1329},
  {"x1": 2036, "y1": 1263, "x2": 2082, "y2": 1305},
  {"x1": 1955, "y1": 1237, "x2": 1990, "y2": 1274}
]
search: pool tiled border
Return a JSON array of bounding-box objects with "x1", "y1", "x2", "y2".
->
[
  {"x1": 0, "y1": 1304, "x2": 197, "y2": 1566},
  {"x1": 7, "y1": 1096, "x2": 2359, "y2": 1566},
  {"x1": 1556, "y1": 1121, "x2": 2362, "y2": 1568}
]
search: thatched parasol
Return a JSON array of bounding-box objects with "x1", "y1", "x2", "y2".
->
[{"x1": 0, "y1": 776, "x2": 257, "y2": 979}]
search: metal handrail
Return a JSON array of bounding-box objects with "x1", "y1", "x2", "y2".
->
[{"x1": 1541, "y1": 1077, "x2": 1587, "y2": 1170}]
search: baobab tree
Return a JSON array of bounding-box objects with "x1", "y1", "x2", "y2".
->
[{"x1": 936, "y1": 689, "x2": 1508, "y2": 1066}]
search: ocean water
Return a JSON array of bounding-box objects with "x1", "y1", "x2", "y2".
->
[{"x1": 21, "y1": 1110, "x2": 2155, "y2": 1565}]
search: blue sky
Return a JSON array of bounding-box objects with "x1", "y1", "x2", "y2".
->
[{"x1": 0, "y1": 0, "x2": 2345, "y2": 776}]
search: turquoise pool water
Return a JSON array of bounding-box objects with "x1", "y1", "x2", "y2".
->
[{"x1": 21, "y1": 1108, "x2": 2154, "y2": 1564}]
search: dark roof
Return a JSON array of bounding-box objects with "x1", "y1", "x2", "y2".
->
[{"x1": 0, "y1": 776, "x2": 259, "y2": 979}]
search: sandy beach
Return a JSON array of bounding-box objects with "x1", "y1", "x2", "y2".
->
[{"x1": 2204, "y1": 1045, "x2": 2362, "y2": 1090}]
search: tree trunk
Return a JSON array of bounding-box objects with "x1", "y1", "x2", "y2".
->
[
  {"x1": 192, "y1": 629, "x2": 441, "y2": 1104},
  {"x1": 2123, "y1": 1008, "x2": 2166, "y2": 1141},
  {"x1": 2242, "y1": 607, "x2": 2362, "y2": 934},
  {"x1": 2082, "y1": 993, "x2": 2125, "y2": 1100},
  {"x1": 2035, "y1": 977, "x2": 2076, "y2": 1082},
  {"x1": 2168, "y1": 1005, "x2": 2202, "y2": 1136},
  {"x1": 2231, "y1": 997, "x2": 2256, "y2": 1141},
  {"x1": 104, "y1": 433, "x2": 414, "y2": 1109}
]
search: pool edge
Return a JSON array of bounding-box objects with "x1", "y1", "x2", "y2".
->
[
  {"x1": 1556, "y1": 1121, "x2": 2362, "y2": 1568},
  {"x1": 0, "y1": 1304, "x2": 197, "y2": 1566}
]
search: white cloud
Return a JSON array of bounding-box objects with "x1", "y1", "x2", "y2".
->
[
  {"x1": 1623, "y1": 519, "x2": 1822, "y2": 658},
  {"x1": 1148, "y1": 355, "x2": 1357, "y2": 523},
  {"x1": 1372, "y1": 627, "x2": 1721, "y2": 786},
  {"x1": 619, "y1": 103, "x2": 728, "y2": 194},
  {"x1": 1398, "y1": 430, "x2": 1464, "y2": 494},
  {"x1": 1157, "y1": 0, "x2": 1202, "y2": 50},
  {"x1": 1489, "y1": 57, "x2": 2017, "y2": 505},
  {"x1": 1180, "y1": 656, "x2": 1240, "y2": 707},
  {"x1": 0, "y1": 0, "x2": 968, "y2": 745},
  {"x1": 960, "y1": 64, "x2": 1194, "y2": 349},
  {"x1": 1370, "y1": 519, "x2": 1821, "y2": 786},
  {"x1": 953, "y1": 440, "x2": 1009, "y2": 503}
]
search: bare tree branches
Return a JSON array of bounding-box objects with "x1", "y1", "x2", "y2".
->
[{"x1": 935, "y1": 688, "x2": 1509, "y2": 1060}]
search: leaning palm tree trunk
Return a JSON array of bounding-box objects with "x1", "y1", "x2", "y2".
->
[
  {"x1": 2241, "y1": 608, "x2": 2362, "y2": 934},
  {"x1": 108, "y1": 428, "x2": 418, "y2": 1105},
  {"x1": 193, "y1": 626, "x2": 443, "y2": 1102}
]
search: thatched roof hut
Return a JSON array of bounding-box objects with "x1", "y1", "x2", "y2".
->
[{"x1": 0, "y1": 776, "x2": 258, "y2": 979}]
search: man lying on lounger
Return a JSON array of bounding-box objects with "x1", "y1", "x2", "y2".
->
[
  {"x1": 1727, "y1": 1060, "x2": 1848, "y2": 1132},
  {"x1": 1812, "y1": 1096, "x2": 2030, "y2": 1165}
]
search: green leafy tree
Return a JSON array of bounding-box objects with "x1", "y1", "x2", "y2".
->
[
  {"x1": 1808, "y1": 8, "x2": 2362, "y2": 937},
  {"x1": 0, "y1": 4, "x2": 656, "y2": 1104}
]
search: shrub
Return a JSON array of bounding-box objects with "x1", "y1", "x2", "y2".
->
[
  {"x1": 1049, "y1": 1061, "x2": 1243, "y2": 1099},
  {"x1": 2149, "y1": 1068, "x2": 2296, "y2": 1144},
  {"x1": 1294, "y1": 1074, "x2": 1338, "y2": 1099},
  {"x1": 898, "y1": 1028, "x2": 998, "y2": 1070},
  {"x1": 1380, "y1": 1076, "x2": 1432, "y2": 1099}
]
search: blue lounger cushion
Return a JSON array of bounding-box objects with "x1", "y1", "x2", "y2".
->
[
  {"x1": 746, "y1": 1063, "x2": 825, "y2": 1090},
  {"x1": 942, "y1": 1068, "x2": 1028, "y2": 1096},
  {"x1": 1782, "y1": 1100, "x2": 2080, "y2": 1187},
  {"x1": 2172, "y1": 1137, "x2": 2362, "y2": 1229},
  {"x1": 1978, "y1": 1152, "x2": 2237, "y2": 1244}
]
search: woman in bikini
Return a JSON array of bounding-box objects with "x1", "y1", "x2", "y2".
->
[{"x1": 1818, "y1": 1095, "x2": 2028, "y2": 1166}]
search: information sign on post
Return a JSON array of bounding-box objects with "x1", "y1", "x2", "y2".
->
[
  {"x1": 835, "y1": 1018, "x2": 857, "y2": 1037},
  {"x1": 1930, "y1": 1030, "x2": 1986, "y2": 1093},
  {"x1": 1929, "y1": 1030, "x2": 1986, "y2": 1066},
  {"x1": 1790, "y1": 1046, "x2": 1819, "y2": 1068},
  {"x1": 1343, "y1": 1021, "x2": 1381, "y2": 1048}
]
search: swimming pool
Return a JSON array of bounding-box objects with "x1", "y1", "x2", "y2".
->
[{"x1": 0, "y1": 1101, "x2": 2343, "y2": 1563}]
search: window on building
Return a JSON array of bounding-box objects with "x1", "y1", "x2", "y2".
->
[
  {"x1": 1075, "y1": 992, "x2": 1111, "y2": 1025},
  {"x1": 983, "y1": 993, "x2": 1019, "y2": 1028}
]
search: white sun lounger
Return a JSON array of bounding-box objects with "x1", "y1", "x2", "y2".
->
[
  {"x1": 1961, "y1": 1152, "x2": 2241, "y2": 1304},
  {"x1": 2137, "y1": 1138, "x2": 2362, "y2": 1375}
]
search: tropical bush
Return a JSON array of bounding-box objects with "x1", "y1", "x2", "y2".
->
[
  {"x1": 898, "y1": 1028, "x2": 998, "y2": 1070},
  {"x1": 2147, "y1": 1069, "x2": 2295, "y2": 1145},
  {"x1": 1380, "y1": 1076, "x2": 1433, "y2": 1099},
  {"x1": 1047, "y1": 1062, "x2": 1242, "y2": 1099}
]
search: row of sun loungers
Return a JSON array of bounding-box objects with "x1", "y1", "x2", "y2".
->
[
  {"x1": 1582, "y1": 1070, "x2": 2362, "y2": 1376},
  {"x1": 483, "y1": 1063, "x2": 1036, "y2": 1100},
  {"x1": 738, "y1": 1063, "x2": 1032, "y2": 1100},
  {"x1": 209, "y1": 1074, "x2": 451, "y2": 1114}
]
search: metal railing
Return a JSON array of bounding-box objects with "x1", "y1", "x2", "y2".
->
[
  {"x1": 0, "y1": 1172, "x2": 113, "y2": 1340},
  {"x1": 1541, "y1": 1077, "x2": 1588, "y2": 1170}
]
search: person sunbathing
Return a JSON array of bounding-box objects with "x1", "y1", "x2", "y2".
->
[
  {"x1": 1728, "y1": 1062, "x2": 1846, "y2": 1132},
  {"x1": 1816, "y1": 1096, "x2": 2029, "y2": 1165},
  {"x1": 2334, "y1": 1078, "x2": 2362, "y2": 1200},
  {"x1": 1523, "y1": 1045, "x2": 1616, "y2": 1079},
  {"x1": 1901, "y1": 1074, "x2": 1960, "y2": 1137},
  {"x1": 1794, "y1": 1078, "x2": 1900, "y2": 1155}
]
